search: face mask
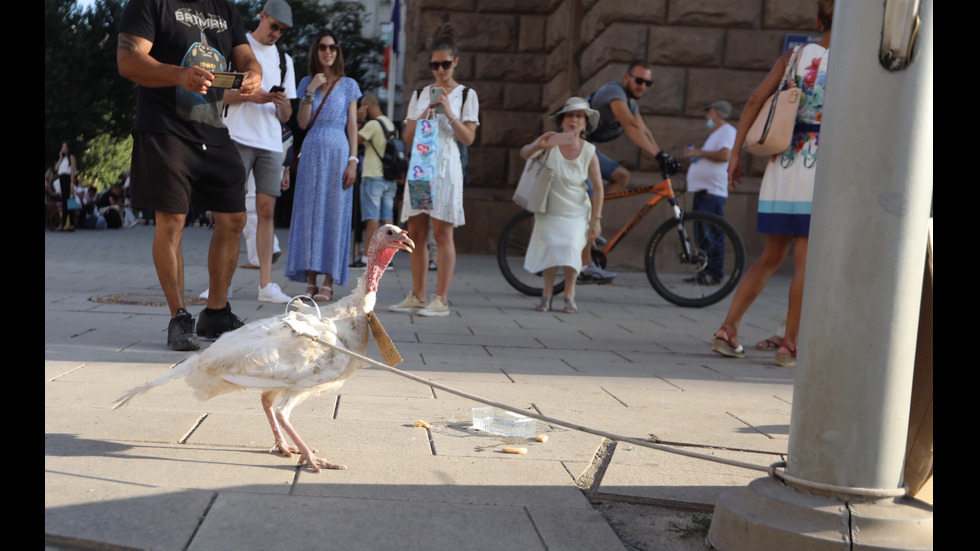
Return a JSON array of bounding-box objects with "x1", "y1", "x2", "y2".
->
[{"x1": 706, "y1": 119, "x2": 716, "y2": 130}]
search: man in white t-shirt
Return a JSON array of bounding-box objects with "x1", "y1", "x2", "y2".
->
[
  {"x1": 683, "y1": 100, "x2": 737, "y2": 285},
  {"x1": 222, "y1": 0, "x2": 297, "y2": 303}
]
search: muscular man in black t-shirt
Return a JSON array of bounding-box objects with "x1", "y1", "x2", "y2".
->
[{"x1": 118, "y1": 0, "x2": 263, "y2": 351}]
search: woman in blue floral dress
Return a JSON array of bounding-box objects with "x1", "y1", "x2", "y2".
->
[
  {"x1": 711, "y1": 0, "x2": 833, "y2": 367},
  {"x1": 285, "y1": 29, "x2": 362, "y2": 301}
]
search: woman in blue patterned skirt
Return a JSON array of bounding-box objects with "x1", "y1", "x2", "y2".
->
[
  {"x1": 285, "y1": 29, "x2": 362, "y2": 302},
  {"x1": 711, "y1": 0, "x2": 833, "y2": 367}
]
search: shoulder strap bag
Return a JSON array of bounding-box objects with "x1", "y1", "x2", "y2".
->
[
  {"x1": 308, "y1": 78, "x2": 339, "y2": 128},
  {"x1": 744, "y1": 45, "x2": 804, "y2": 157},
  {"x1": 512, "y1": 148, "x2": 553, "y2": 214}
]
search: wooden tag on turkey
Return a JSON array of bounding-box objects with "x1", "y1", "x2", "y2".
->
[{"x1": 367, "y1": 311, "x2": 402, "y2": 366}]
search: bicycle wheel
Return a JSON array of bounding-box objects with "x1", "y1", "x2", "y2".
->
[
  {"x1": 644, "y1": 211, "x2": 745, "y2": 307},
  {"x1": 497, "y1": 210, "x2": 566, "y2": 296}
]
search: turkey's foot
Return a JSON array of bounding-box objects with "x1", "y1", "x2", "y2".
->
[
  {"x1": 269, "y1": 440, "x2": 304, "y2": 457},
  {"x1": 297, "y1": 453, "x2": 348, "y2": 472}
]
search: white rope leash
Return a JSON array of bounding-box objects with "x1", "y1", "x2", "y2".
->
[
  {"x1": 300, "y1": 331, "x2": 770, "y2": 474},
  {"x1": 303, "y1": 332, "x2": 910, "y2": 498},
  {"x1": 298, "y1": 320, "x2": 909, "y2": 498}
]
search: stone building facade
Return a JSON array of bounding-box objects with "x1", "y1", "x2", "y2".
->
[{"x1": 401, "y1": 0, "x2": 821, "y2": 270}]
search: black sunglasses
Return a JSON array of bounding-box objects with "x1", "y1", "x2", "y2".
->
[
  {"x1": 628, "y1": 74, "x2": 653, "y2": 87},
  {"x1": 269, "y1": 22, "x2": 288, "y2": 33},
  {"x1": 318, "y1": 43, "x2": 339, "y2": 52},
  {"x1": 428, "y1": 60, "x2": 453, "y2": 71}
]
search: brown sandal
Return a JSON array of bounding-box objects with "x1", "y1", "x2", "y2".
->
[
  {"x1": 712, "y1": 327, "x2": 745, "y2": 358},
  {"x1": 775, "y1": 343, "x2": 797, "y2": 367},
  {"x1": 755, "y1": 336, "x2": 783, "y2": 350}
]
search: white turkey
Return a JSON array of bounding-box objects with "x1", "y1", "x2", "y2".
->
[{"x1": 112, "y1": 224, "x2": 415, "y2": 472}]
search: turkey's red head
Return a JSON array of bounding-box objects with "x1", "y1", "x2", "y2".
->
[{"x1": 364, "y1": 225, "x2": 415, "y2": 293}]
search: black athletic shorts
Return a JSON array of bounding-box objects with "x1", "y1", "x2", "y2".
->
[{"x1": 130, "y1": 131, "x2": 246, "y2": 215}]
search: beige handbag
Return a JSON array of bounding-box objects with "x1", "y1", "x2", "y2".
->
[
  {"x1": 744, "y1": 46, "x2": 804, "y2": 157},
  {"x1": 512, "y1": 148, "x2": 553, "y2": 213}
]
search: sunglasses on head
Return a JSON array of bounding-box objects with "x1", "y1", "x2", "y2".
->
[
  {"x1": 318, "y1": 43, "x2": 339, "y2": 52},
  {"x1": 269, "y1": 22, "x2": 288, "y2": 33},
  {"x1": 628, "y1": 74, "x2": 653, "y2": 87},
  {"x1": 429, "y1": 60, "x2": 453, "y2": 71}
]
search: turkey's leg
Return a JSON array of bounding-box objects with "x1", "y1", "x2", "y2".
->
[
  {"x1": 261, "y1": 393, "x2": 300, "y2": 457},
  {"x1": 275, "y1": 410, "x2": 347, "y2": 472}
]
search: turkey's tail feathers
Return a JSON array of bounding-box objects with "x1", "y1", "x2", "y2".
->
[{"x1": 111, "y1": 359, "x2": 195, "y2": 410}]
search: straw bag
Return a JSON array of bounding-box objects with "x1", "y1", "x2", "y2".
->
[
  {"x1": 744, "y1": 46, "x2": 804, "y2": 157},
  {"x1": 513, "y1": 149, "x2": 553, "y2": 213}
]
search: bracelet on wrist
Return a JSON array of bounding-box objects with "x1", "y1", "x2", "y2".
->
[{"x1": 348, "y1": 156, "x2": 359, "y2": 164}]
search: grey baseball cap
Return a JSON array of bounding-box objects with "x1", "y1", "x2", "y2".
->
[
  {"x1": 708, "y1": 100, "x2": 732, "y2": 118},
  {"x1": 263, "y1": 0, "x2": 292, "y2": 28}
]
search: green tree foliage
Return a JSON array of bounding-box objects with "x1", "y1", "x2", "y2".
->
[{"x1": 81, "y1": 128, "x2": 133, "y2": 192}]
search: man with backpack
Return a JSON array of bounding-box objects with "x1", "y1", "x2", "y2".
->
[
  {"x1": 220, "y1": 0, "x2": 296, "y2": 303},
  {"x1": 356, "y1": 93, "x2": 403, "y2": 266}
]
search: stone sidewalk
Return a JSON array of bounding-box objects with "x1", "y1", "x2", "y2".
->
[{"x1": 45, "y1": 224, "x2": 796, "y2": 550}]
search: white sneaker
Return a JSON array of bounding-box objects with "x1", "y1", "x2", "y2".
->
[
  {"x1": 258, "y1": 282, "x2": 292, "y2": 303},
  {"x1": 389, "y1": 292, "x2": 427, "y2": 313},
  {"x1": 418, "y1": 295, "x2": 450, "y2": 317},
  {"x1": 199, "y1": 285, "x2": 233, "y2": 300},
  {"x1": 582, "y1": 261, "x2": 618, "y2": 279}
]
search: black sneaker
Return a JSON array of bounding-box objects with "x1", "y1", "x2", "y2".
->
[
  {"x1": 683, "y1": 272, "x2": 722, "y2": 285},
  {"x1": 196, "y1": 303, "x2": 245, "y2": 339},
  {"x1": 168, "y1": 308, "x2": 201, "y2": 351}
]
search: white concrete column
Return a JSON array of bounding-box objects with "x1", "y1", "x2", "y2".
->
[
  {"x1": 708, "y1": 2, "x2": 933, "y2": 548},
  {"x1": 787, "y1": 0, "x2": 933, "y2": 492}
]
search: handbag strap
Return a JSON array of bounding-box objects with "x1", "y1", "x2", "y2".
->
[
  {"x1": 782, "y1": 45, "x2": 804, "y2": 89},
  {"x1": 308, "y1": 77, "x2": 340, "y2": 128}
]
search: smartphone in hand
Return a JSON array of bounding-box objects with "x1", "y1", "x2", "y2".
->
[
  {"x1": 212, "y1": 72, "x2": 245, "y2": 89},
  {"x1": 269, "y1": 85, "x2": 285, "y2": 93},
  {"x1": 549, "y1": 132, "x2": 577, "y2": 146},
  {"x1": 429, "y1": 86, "x2": 444, "y2": 114}
]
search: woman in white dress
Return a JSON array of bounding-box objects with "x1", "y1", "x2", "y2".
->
[
  {"x1": 389, "y1": 23, "x2": 480, "y2": 318},
  {"x1": 521, "y1": 97, "x2": 604, "y2": 314}
]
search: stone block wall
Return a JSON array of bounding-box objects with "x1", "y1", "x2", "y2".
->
[{"x1": 403, "y1": 0, "x2": 819, "y2": 271}]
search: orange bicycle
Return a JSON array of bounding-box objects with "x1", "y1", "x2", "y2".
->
[{"x1": 497, "y1": 169, "x2": 745, "y2": 307}]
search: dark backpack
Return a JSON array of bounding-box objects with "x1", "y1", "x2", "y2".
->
[{"x1": 367, "y1": 117, "x2": 408, "y2": 182}]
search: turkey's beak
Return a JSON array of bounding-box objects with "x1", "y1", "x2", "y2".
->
[{"x1": 396, "y1": 232, "x2": 416, "y2": 253}]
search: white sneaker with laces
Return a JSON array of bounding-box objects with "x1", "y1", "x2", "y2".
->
[
  {"x1": 582, "y1": 261, "x2": 617, "y2": 279},
  {"x1": 389, "y1": 292, "x2": 427, "y2": 313},
  {"x1": 258, "y1": 282, "x2": 292, "y2": 303},
  {"x1": 199, "y1": 285, "x2": 233, "y2": 300},
  {"x1": 418, "y1": 295, "x2": 450, "y2": 317}
]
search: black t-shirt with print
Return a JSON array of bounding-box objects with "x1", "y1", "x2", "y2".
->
[{"x1": 119, "y1": 0, "x2": 248, "y2": 145}]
